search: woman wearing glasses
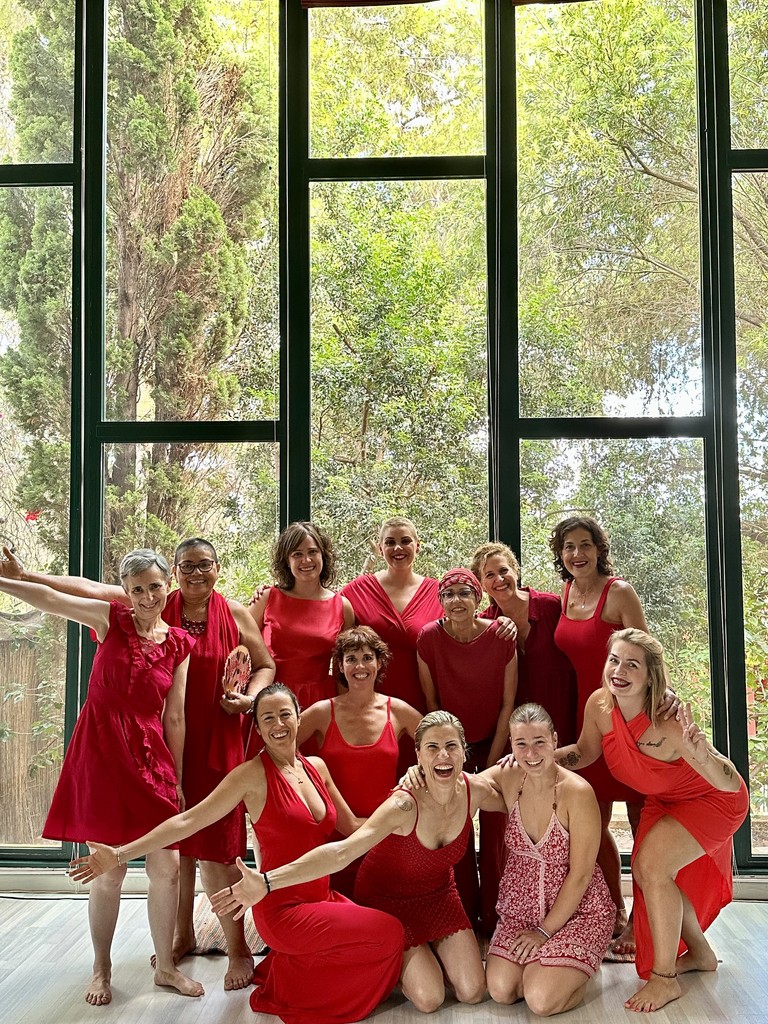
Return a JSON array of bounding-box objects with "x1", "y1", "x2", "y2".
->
[
  {"x1": 417, "y1": 568, "x2": 518, "y2": 936},
  {"x1": 0, "y1": 538, "x2": 275, "y2": 991}
]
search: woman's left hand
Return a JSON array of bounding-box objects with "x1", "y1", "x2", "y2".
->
[
  {"x1": 507, "y1": 928, "x2": 547, "y2": 964},
  {"x1": 656, "y1": 687, "x2": 681, "y2": 720},
  {"x1": 210, "y1": 856, "x2": 266, "y2": 921},
  {"x1": 496, "y1": 616, "x2": 518, "y2": 642},
  {"x1": 678, "y1": 701, "x2": 709, "y2": 763}
]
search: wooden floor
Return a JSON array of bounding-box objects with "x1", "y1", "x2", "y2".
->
[{"x1": 0, "y1": 894, "x2": 765, "y2": 1024}]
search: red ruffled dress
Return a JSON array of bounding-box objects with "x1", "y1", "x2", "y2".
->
[
  {"x1": 251, "y1": 751, "x2": 404, "y2": 1024},
  {"x1": 354, "y1": 778, "x2": 473, "y2": 949},
  {"x1": 602, "y1": 708, "x2": 750, "y2": 979},
  {"x1": 42, "y1": 602, "x2": 194, "y2": 845}
]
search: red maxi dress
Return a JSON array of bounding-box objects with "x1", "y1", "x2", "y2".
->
[
  {"x1": 354, "y1": 778, "x2": 473, "y2": 948},
  {"x1": 602, "y1": 708, "x2": 749, "y2": 979},
  {"x1": 43, "y1": 602, "x2": 194, "y2": 845},
  {"x1": 250, "y1": 751, "x2": 404, "y2": 1024},
  {"x1": 317, "y1": 697, "x2": 400, "y2": 896},
  {"x1": 163, "y1": 588, "x2": 246, "y2": 863},
  {"x1": 554, "y1": 577, "x2": 642, "y2": 802}
]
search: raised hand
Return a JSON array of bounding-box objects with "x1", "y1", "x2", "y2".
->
[
  {"x1": 496, "y1": 616, "x2": 518, "y2": 643},
  {"x1": 677, "y1": 701, "x2": 709, "y2": 763},
  {"x1": 248, "y1": 584, "x2": 271, "y2": 607},
  {"x1": 398, "y1": 764, "x2": 427, "y2": 791},
  {"x1": 0, "y1": 545, "x2": 24, "y2": 580},
  {"x1": 210, "y1": 856, "x2": 266, "y2": 920},
  {"x1": 69, "y1": 841, "x2": 120, "y2": 882}
]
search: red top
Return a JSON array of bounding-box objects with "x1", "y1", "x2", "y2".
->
[
  {"x1": 355, "y1": 778, "x2": 473, "y2": 948},
  {"x1": 416, "y1": 619, "x2": 516, "y2": 744},
  {"x1": 262, "y1": 587, "x2": 343, "y2": 709},
  {"x1": 603, "y1": 708, "x2": 749, "y2": 979},
  {"x1": 554, "y1": 577, "x2": 641, "y2": 802},
  {"x1": 43, "y1": 602, "x2": 194, "y2": 845},
  {"x1": 163, "y1": 588, "x2": 246, "y2": 862},
  {"x1": 341, "y1": 574, "x2": 443, "y2": 712},
  {"x1": 318, "y1": 697, "x2": 399, "y2": 817},
  {"x1": 481, "y1": 588, "x2": 577, "y2": 743}
]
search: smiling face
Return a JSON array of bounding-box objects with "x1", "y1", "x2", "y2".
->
[
  {"x1": 172, "y1": 542, "x2": 220, "y2": 603},
  {"x1": 340, "y1": 644, "x2": 380, "y2": 690},
  {"x1": 439, "y1": 584, "x2": 479, "y2": 624},
  {"x1": 255, "y1": 692, "x2": 300, "y2": 754},
  {"x1": 560, "y1": 527, "x2": 600, "y2": 581},
  {"x1": 603, "y1": 639, "x2": 650, "y2": 701},
  {"x1": 509, "y1": 721, "x2": 557, "y2": 774},
  {"x1": 287, "y1": 533, "x2": 324, "y2": 584},
  {"x1": 122, "y1": 566, "x2": 171, "y2": 626},
  {"x1": 378, "y1": 525, "x2": 420, "y2": 570},
  {"x1": 416, "y1": 724, "x2": 466, "y2": 786},
  {"x1": 479, "y1": 554, "x2": 517, "y2": 601}
]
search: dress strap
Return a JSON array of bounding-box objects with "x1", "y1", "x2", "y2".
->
[
  {"x1": 562, "y1": 581, "x2": 572, "y2": 612},
  {"x1": 386, "y1": 696, "x2": 391, "y2": 722},
  {"x1": 329, "y1": 698, "x2": 337, "y2": 723},
  {"x1": 594, "y1": 576, "x2": 620, "y2": 618}
]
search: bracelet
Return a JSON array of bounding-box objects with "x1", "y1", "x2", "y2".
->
[
  {"x1": 262, "y1": 871, "x2": 271, "y2": 894},
  {"x1": 534, "y1": 925, "x2": 551, "y2": 940},
  {"x1": 116, "y1": 846, "x2": 123, "y2": 867},
  {"x1": 248, "y1": 694, "x2": 257, "y2": 715}
]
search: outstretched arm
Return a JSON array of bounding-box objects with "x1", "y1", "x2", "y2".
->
[
  {"x1": 211, "y1": 791, "x2": 416, "y2": 921},
  {"x1": 0, "y1": 575, "x2": 111, "y2": 639},
  {"x1": 555, "y1": 691, "x2": 606, "y2": 771},
  {"x1": 0, "y1": 546, "x2": 128, "y2": 604}
]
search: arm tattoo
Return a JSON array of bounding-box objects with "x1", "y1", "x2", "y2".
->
[
  {"x1": 722, "y1": 762, "x2": 734, "y2": 779},
  {"x1": 557, "y1": 752, "x2": 581, "y2": 768},
  {"x1": 394, "y1": 795, "x2": 414, "y2": 812}
]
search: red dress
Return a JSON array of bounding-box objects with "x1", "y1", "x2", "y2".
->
[
  {"x1": 602, "y1": 708, "x2": 749, "y2": 979},
  {"x1": 250, "y1": 752, "x2": 404, "y2": 1024},
  {"x1": 317, "y1": 697, "x2": 400, "y2": 896},
  {"x1": 43, "y1": 602, "x2": 194, "y2": 845},
  {"x1": 163, "y1": 589, "x2": 246, "y2": 863},
  {"x1": 554, "y1": 577, "x2": 642, "y2": 802},
  {"x1": 481, "y1": 589, "x2": 578, "y2": 743},
  {"x1": 490, "y1": 802, "x2": 613, "y2": 975},
  {"x1": 340, "y1": 574, "x2": 442, "y2": 713},
  {"x1": 354, "y1": 779, "x2": 473, "y2": 949},
  {"x1": 262, "y1": 587, "x2": 343, "y2": 709}
]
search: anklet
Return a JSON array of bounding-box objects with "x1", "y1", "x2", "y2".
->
[{"x1": 650, "y1": 969, "x2": 677, "y2": 979}]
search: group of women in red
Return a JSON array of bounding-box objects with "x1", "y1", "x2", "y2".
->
[{"x1": 0, "y1": 512, "x2": 749, "y2": 1020}]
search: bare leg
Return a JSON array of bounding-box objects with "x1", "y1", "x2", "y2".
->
[
  {"x1": 610, "y1": 800, "x2": 642, "y2": 957},
  {"x1": 432, "y1": 928, "x2": 485, "y2": 1004},
  {"x1": 523, "y1": 963, "x2": 589, "y2": 1017},
  {"x1": 145, "y1": 848, "x2": 204, "y2": 997},
  {"x1": 676, "y1": 891, "x2": 718, "y2": 975},
  {"x1": 199, "y1": 859, "x2": 254, "y2": 990},
  {"x1": 400, "y1": 944, "x2": 446, "y2": 1013},
  {"x1": 85, "y1": 862, "x2": 126, "y2": 1005},
  {"x1": 625, "y1": 816, "x2": 704, "y2": 1012},
  {"x1": 485, "y1": 952, "x2": 525, "y2": 1005},
  {"x1": 595, "y1": 800, "x2": 625, "y2": 934},
  {"x1": 150, "y1": 854, "x2": 197, "y2": 968}
]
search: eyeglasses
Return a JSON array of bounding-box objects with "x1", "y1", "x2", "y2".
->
[
  {"x1": 176, "y1": 559, "x2": 217, "y2": 574},
  {"x1": 440, "y1": 588, "x2": 476, "y2": 601}
]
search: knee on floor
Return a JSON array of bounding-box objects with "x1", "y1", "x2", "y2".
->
[
  {"x1": 407, "y1": 983, "x2": 445, "y2": 1014},
  {"x1": 454, "y1": 979, "x2": 486, "y2": 1005}
]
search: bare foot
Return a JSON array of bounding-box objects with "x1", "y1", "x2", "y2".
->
[
  {"x1": 609, "y1": 920, "x2": 636, "y2": 958},
  {"x1": 612, "y1": 906, "x2": 629, "y2": 939},
  {"x1": 85, "y1": 968, "x2": 112, "y2": 1006},
  {"x1": 625, "y1": 975, "x2": 681, "y2": 1013},
  {"x1": 149, "y1": 931, "x2": 196, "y2": 969},
  {"x1": 154, "y1": 966, "x2": 205, "y2": 997},
  {"x1": 224, "y1": 953, "x2": 255, "y2": 990},
  {"x1": 676, "y1": 942, "x2": 718, "y2": 975}
]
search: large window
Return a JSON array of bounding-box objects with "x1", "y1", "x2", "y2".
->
[{"x1": 0, "y1": 0, "x2": 763, "y2": 871}]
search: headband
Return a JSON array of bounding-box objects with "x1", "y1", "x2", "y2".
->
[{"x1": 438, "y1": 568, "x2": 481, "y2": 602}]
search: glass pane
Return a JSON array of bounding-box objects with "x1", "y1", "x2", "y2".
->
[
  {"x1": 105, "y1": 0, "x2": 279, "y2": 422},
  {"x1": 517, "y1": 0, "x2": 701, "y2": 417},
  {"x1": 310, "y1": 179, "x2": 488, "y2": 579},
  {"x1": 733, "y1": 173, "x2": 768, "y2": 856},
  {"x1": 102, "y1": 442, "x2": 279, "y2": 596},
  {"x1": 729, "y1": 0, "x2": 768, "y2": 148},
  {"x1": 0, "y1": 1, "x2": 74, "y2": 163},
  {"x1": 309, "y1": 0, "x2": 484, "y2": 158},
  {"x1": 0, "y1": 186, "x2": 72, "y2": 847}
]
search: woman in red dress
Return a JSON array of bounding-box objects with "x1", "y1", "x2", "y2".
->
[
  {"x1": 297, "y1": 625, "x2": 421, "y2": 895},
  {"x1": 555, "y1": 628, "x2": 748, "y2": 1013},
  {"x1": 550, "y1": 516, "x2": 648, "y2": 956},
  {"x1": 471, "y1": 542, "x2": 577, "y2": 744},
  {"x1": 0, "y1": 550, "x2": 202, "y2": 1005},
  {"x1": 70, "y1": 683, "x2": 404, "y2": 1024},
  {"x1": 212, "y1": 710, "x2": 505, "y2": 1014},
  {"x1": 250, "y1": 522, "x2": 354, "y2": 712},
  {"x1": 0, "y1": 538, "x2": 275, "y2": 990}
]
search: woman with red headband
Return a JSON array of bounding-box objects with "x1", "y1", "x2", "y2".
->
[{"x1": 417, "y1": 568, "x2": 517, "y2": 936}]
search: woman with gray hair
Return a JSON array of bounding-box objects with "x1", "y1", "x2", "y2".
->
[{"x1": 0, "y1": 550, "x2": 203, "y2": 1005}]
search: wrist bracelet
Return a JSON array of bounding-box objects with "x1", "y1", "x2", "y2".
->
[
  {"x1": 262, "y1": 871, "x2": 271, "y2": 894},
  {"x1": 248, "y1": 694, "x2": 257, "y2": 715},
  {"x1": 535, "y1": 925, "x2": 551, "y2": 940}
]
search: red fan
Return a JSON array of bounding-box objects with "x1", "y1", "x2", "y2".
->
[{"x1": 221, "y1": 645, "x2": 252, "y2": 695}]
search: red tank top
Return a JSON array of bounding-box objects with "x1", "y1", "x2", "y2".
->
[{"x1": 318, "y1": 698, "x2": 400, "y2": 817}]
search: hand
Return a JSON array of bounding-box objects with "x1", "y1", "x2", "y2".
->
[
  {"x1": 507, "y1": 928, "x2": 547, "y2": 964},
  {"x1": 248, "y1": 584, "x2": 271, "y2": 607},
  {"x1": 398, "y1": 764, "x2": 427, "y2": 791},
  {"x1": 210, "y1": 856, "x2": 266, "y2": 920},
  {"x1": 496, "y1": 616, "x2": 518, "y2": 642},
  {"x1": 656, "y1": 687, "x2": 681, "y2": 720},
  {"x1": 220, "y1": 690, "x2": 254, "y2": 716},
  {"x1": 678, "y1": 701, "x2": 709, "y2": 763},
  {"x1": 496, "y1": 752, "x2": 516, "y2": 768},
  {"x1": 69, "y1": 841, "x2": 120, "y2": 882},
  {"x1": 0, "y1": 545, "x2": 24, "y2": 580},
  {"x1": 176, "y1": 783, "x2": 186, "y2": 812}
]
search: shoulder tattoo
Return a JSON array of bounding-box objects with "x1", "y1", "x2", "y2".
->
[
  {"x1": 637, "y1": 736, "x2": 666, "y2": 749},
  {"x1": 394, "y1": 794, "x2": 414, "y2": 812}
]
